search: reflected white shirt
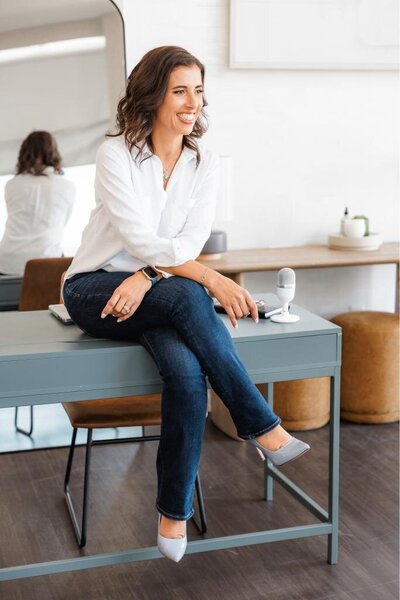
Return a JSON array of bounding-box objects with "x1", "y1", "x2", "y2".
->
[
  {"x1": 65, "y1": 135, "x2": 219, "y2": 280},
  {"x1": 0, "y1": 169, "x2": 75, "y2": 276}
]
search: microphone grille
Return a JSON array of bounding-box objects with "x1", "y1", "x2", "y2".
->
[{"x1": 277, "y1": 267, "x2": 295, "y2": 287}]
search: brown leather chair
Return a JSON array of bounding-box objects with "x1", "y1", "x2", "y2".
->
[
  {"x1": 18, "y1": 257, "x2": 73, "y2": 312},
  {"x1": 15, "y1": 257, "x2": 73, "y2": 435}
]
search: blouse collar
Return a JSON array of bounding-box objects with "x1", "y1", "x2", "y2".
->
[{"x1": 131, "y1": 139, "x2": 198, "y2": 164}]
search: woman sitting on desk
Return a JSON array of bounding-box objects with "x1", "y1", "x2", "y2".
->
[
  {"x1": 63, "y1": 46, "x2": 310, "y2": 563},
  {"x1": 0, "y1": 131, "x2": 75, "y2": 276}
]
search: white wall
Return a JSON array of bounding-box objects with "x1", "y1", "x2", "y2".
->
[{"x1": 119, "y1": 0, "x2": 399, "y2": 317}]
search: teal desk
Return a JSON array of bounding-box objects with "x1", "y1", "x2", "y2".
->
[
  {"x1": 0, "y1": 275, "x2": 21, "y2": 311},
  {"x1": 0, "y1": 295, "x2": 341, "y2": 581}
]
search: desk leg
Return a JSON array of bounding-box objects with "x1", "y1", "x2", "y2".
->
[
  {"x1": 327, "y1": 367, "x2": 341, "y2": 564},
  {"x1": 264, "y1": 382, "x2": 274, "y2": 502}
]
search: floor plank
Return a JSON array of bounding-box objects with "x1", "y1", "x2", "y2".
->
[{"x1": 0, "y1": 420, "x2": 398, "y2": 600}]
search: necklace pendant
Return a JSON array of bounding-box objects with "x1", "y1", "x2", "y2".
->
[{"x1": 163, "y1": 172, "x2": 170, "y2": 181}]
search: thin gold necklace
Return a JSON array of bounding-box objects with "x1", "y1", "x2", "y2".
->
[{"x1": 162, "y1": 149, "x2": 182, "y2": 182}]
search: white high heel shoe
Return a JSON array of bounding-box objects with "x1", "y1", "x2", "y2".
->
[
  {"x1": 248, "y1": 435, "x2": 310, "y2": 466},
  {"x1": 157, "y1": 514, "x2": 187, "y2": 562}
]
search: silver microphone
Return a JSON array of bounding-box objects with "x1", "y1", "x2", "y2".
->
[{"x1": 271, "y1": 268, "x2": 300, "y2": 323}]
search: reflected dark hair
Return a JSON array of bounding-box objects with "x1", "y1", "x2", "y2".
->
[
  {"x1": 109, "y1": 46, "x2": 208, "y2": 167},
  {"x1": 16, "y1": 131, "x2": 62, "y2": 176}
]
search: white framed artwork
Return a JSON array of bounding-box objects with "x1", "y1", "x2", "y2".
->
[{"x1": 229, "y1": 0, "x2": 400, "y2": 70}]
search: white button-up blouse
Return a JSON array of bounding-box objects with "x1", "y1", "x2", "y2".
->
[
  {"x1": 65, "y1": 135, "x2": 220, "y2": 280},
  {"x1": 0, "y1": 169, "x2": 75, "y2": 276}
]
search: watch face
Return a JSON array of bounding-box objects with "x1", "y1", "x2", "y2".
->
[{"x1": 143, "y1": 267, "x2": 158, "y2": 279}]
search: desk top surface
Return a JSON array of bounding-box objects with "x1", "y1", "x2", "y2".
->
[
  {"x1": 0, "y1": 294, "x2": 340, "y2": 360},
  {"x1": 0, "y1": 275, "x2": 22, "y2": 282},
  {"x1": 198, "y1": 242, "x2": 399, "y2": 273}
]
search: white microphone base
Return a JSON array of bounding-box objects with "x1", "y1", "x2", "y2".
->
[{"x1": 271, "y1": 313, "x2": 300, "y2": 323}]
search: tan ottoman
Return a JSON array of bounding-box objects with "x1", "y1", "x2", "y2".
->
[
  {"x1": 330, "y1": 311, "x2": 399, "y2": 424},
  {"x1": 272, "y1": 379, "x2": 330, "y2": 430},
  {"x1": 210, "y1": 378, "x2": 330, "y2": 440}
]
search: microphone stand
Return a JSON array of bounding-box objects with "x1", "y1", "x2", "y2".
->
[{"x1": 271, "y1": 300, "x2": 300, "y2": 323}]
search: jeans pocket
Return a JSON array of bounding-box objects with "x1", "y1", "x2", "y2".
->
[{"x1": 64, "y1": 271, "x2": 102, "y2": 299}]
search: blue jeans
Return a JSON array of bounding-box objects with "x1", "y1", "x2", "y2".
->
[{"x1": 63, "y1": 271, "x2": 281, "y2": 520}]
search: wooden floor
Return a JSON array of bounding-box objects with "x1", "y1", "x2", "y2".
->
[{"x1": 0, "y1": 420, "x2": 398, "y2": 600}]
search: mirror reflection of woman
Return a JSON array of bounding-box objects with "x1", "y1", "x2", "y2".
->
[
  {"x1": 0, "y1": 131, "x2": 76, "y2": 276},
  {"x1": 63, "y1": 46, "x2": 310, "y2": 563}
]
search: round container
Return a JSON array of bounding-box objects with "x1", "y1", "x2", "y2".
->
[{"x1": 328, "y1": 233, "x2": 382, "y2": 251}]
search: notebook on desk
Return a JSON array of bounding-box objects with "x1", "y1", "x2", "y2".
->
[{"x1": 48, "y1": 304, "x2": 74, "y2": 325}]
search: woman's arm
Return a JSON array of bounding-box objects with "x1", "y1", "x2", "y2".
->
[
  {"x1": 101, "y1": 259, "x2": 258, "y2": 328},
  {"x1": 100, "y1": 269, "x2": 157, "y2": 322},
  {"x1": 99, "y1": 148, "x2": 256, "y2": 327},
  {"x1": 158, "y1": 259, "x2": 258, "y2": 329}
]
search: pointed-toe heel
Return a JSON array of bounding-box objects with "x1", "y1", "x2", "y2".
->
[
  {"x1": 157, "y1": 515, "x2": 187, "y2": 562},
  {"x1": 249, "y1": 436, "x2": 310, "y2": 466}
]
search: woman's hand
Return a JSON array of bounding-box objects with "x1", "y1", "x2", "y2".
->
[
  {"x1": 151, "y1": 260, "x2": 258, "y2": 329},
  {"x1": 206, "y1": 272, "x2": 258, "y2": 329},
  {"x1": 101, "y1": 271, "x2": 152, "y2": 322}
]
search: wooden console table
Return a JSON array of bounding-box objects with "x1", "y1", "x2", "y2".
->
[
  {"x1": 199, "y1": 242, "x2": 400, "y2": 311},
  {"x1": 2, "y1": 244, "x2": 397, "y2": 312}
]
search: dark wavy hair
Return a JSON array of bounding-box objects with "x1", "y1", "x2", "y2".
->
[
  {"x1": 16, "y1": 131, "x2": 62, "y2": 176},
  {"x1": 110, "y1": 46, "x2": 208, "y2": 167}
]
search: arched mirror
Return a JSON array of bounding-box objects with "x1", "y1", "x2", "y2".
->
[{"x1": 0, "y1": 0, "x2": 126, "y2": 265}]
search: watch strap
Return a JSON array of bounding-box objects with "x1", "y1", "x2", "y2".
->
[{"x1": 141, "y1": 267, "x2": 159, "y2": 286}]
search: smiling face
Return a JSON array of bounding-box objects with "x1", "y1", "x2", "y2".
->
[{"x1": 153, "y1": 65, "x2": 204, "y2": 138}]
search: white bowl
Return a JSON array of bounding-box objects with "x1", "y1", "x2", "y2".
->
[{"x1": 328, "y1": 233, "x2": 382, "y2": 251}]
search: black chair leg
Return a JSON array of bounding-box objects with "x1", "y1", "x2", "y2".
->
[
  {"x1": 64, "y1": 428, "x2": 77, "y2": 490},
  {"x1": 63, "y1": 430, "x2": 207, "y2": 546},
  {"x1": 14, "y1": 405, "x2": 34, "y2": 436},
  {"x1": 191, "y1": 471, "x2": 207, "y2": 534},
  {"x1": 64, "y1": 428, "x2": 93, "y2": 548}
]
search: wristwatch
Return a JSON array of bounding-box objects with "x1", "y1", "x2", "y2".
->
[{"x1": 141, "y1": 266, "x2": 159, "y2": 286}]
